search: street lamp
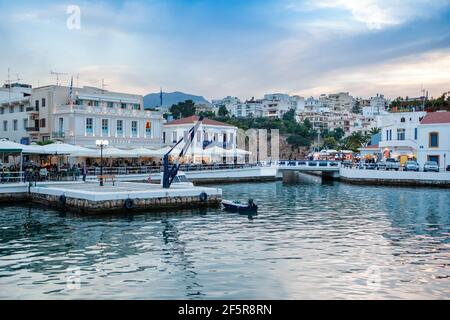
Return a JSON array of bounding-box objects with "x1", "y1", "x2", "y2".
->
[{"x1": 96, "y1": 139, "x2": 109, "y2": 186}]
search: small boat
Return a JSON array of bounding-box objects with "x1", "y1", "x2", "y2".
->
[{"x1": 222, "y1": 199, "x2": 258, "y2": 214}]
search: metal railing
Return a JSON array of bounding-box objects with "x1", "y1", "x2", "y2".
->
[
  {"x1": 277, "y1": 160, "x2": 341, "y2": 169},
  {"x1": 0, "y1": 171, "x2": 24, "y2": 184}
]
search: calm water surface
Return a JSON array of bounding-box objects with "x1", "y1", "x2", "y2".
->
[{"x1": 0, "y1": 179, "x2": 449, "y2": 299}]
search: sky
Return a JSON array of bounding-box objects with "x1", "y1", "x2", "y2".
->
[{"x1": 0, "y1": 0, "x2": 450, "y2": 101}]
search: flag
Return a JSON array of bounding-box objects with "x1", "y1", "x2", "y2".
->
[
  {"x1": 69, "y1": 76, "x2": 74, "y2": 107},
  {"x1": 160, "y1": 88, "x2": 163, "y2": 107}
]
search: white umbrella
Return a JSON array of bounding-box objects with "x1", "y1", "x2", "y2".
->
[
  {"x1": 21, "y1": 144, "x2": 45, "y2": 154},
  {"x1": 39, "y1": 142, "x2": 95, "y2": 155},
  {"x1": 99, "y1": 147, "x2": 138, "y2": 158},
  {"x1": 130, "y1": 147, "x2": 163, "y2": 158},
  {"x1": 0, "y1": 140, "x2": 24, "y2": 152}
]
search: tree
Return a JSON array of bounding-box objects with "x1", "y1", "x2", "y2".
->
[
  {"x1": 287, "y1": 135, "x2": 311, "y2": 148},
  {"x1": 218, "y1": 105, "x2": 229, "y2": 117},
  {"x1": 352, "y1": 100, "x2": 361, "y2": 114},
  {"x1": 169, "y1": 100, "x2": 196, "y2": 119},
  {"x1": 323, "y1": 136, "x2": 338, "y2": 150},
  {"x1": 370, "y1": 127, "x2": 381, "y2": 136}
]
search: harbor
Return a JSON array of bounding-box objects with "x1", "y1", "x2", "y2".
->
[{"x1": 0, "y1": 179, "x2": 448, "y2": 300}]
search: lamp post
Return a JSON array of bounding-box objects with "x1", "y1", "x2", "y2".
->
[{"x1": 96, "y1": 139, "x2": 109, "y2": 186}]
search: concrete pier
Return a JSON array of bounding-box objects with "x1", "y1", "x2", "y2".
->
[{"x1": 0, "y1": 182, "x2": 222, "y2": 214}]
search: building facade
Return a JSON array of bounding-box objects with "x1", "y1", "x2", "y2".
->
[
  {"x1": 378, "y1": 111, "x2": 427, "y2": 161},
  {"x1": 0, "y1": 84, "x2": 164, "y2": 148},
  {"x1": 163, "y1": 116, "x2": 238, "y2": 150},
  {"x1": 417, "y1": 112, "x2": 450, "y2": 169}
]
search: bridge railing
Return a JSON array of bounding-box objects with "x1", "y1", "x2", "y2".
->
[{"x1": 276, "y1": 160, "x2": 341, "y2": 169}]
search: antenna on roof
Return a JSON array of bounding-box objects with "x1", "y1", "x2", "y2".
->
[
  {"x1": 101, "y1": 79, "x2": 108, "y2": 93},
  {"x1": 51, "y1": 71, "x2": 68, "y2": 86}
]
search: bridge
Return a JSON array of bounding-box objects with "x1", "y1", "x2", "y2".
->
[{"x1": 276, "y1": 160, "x2": 341, "y2": 179}]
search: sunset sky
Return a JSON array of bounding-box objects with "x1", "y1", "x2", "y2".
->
[{"x1": 1, "y1": 0, "x2": 449, "y2": 100}]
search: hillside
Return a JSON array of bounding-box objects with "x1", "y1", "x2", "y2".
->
[{"x1": 144, "y1": 91, "x2": 210, "y2": 110}]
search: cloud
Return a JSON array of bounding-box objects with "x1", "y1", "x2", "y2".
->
[
  {"x1": 289, "y1": 0, "x2": 450, "y2": 31},
  {"x1": 294, "y1": 49, "x2": 450, "y2": 98}
]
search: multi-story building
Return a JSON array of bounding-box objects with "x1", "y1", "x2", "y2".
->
[
  {"x1": 212, "y1": 96, "x2": 241, "y2": 116},
  {"x1": 262, "y1": 93, "x2": 292, "y2": 118},
  {"x1": 163, "y1": 115, "x2": 238, "y2": 150},
  {"x1": 0, "y1": 84, "x2": 164, "y2": 148},
  {"x1": 363, "y1": 94, "x2": 388, "y2": 117},
  {"x1": 417, "y1": 112, "x2": 450, "y2": 169},
  {"x1": 326, "y1": 92, "x2": 355, "y2": 112},
  {"x1": 0, "y1": 83, "x2": 33, "y2": 144},
  {"x1": 378, "y1": 111, "x2": 427, "y2": 162},
  {"x1": 237, "y1": 99, "x2": 264, "y2": 118}
]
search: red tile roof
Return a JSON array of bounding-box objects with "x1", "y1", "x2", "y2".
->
[
  {"x1": 165, "y1": 116, "x2": 236, "y2": 128},
  {"x1": 420, "y1": 112, "x2": 450, "y2": 124}
]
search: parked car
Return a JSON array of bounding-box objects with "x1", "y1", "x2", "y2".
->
[
  {"x1": 385, "y1": 158, "x2": 400, "y2": 171},
  {"x1": 404, "y1": 161, "x2": 420, "y2": 172},
  {"x1": 423, "y1": 161, "x2": 439, "y2": 172}
]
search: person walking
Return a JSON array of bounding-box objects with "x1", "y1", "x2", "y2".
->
[{"x1": 82, "y1": 163, "x2": 88, "y2": 182}]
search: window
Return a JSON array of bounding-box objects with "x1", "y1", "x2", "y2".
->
[
  {"x1": 20, "y1": 105, "x2": 24, "y2": 112},
  {"x1": 93, "y1": 101, "x2": 99, "y2": 107},
  {"x1": 35, "y1": 100, "x2": 39, "y2": 109},
  {"x1": 0, "y1": 108, "x2": 3, "y2": 114},
  {"x1": 3, "y1": 121, "x2": 7, "y2": 131},
  {"x1": 131, "y1": 121, "x2": 138, "y2": 137},
  {"x1": 13, "y1": 120, "x2": 18, "y2": 131},
  {"x1": 172, "y1": 131, "x2": 177, "y2": 143},
  {"x1": 107, "y1": 102, "x2": 114, "y2": 108},
  {"x1": 400, "y1": 117, "x2": 405, "y2": 123},
  {"x1": 23, "y1": 119, "x2": 28, "y2": 130},
  {"x1": 9, "y1": 106, "x2": 14, "y2": 113},
  {"x1": 163, "y1": 132, "x2": 166, "y2": 144},
  {"x1": 121, "y1": 103, "x2": 127, "y2": 109},
  {"x1": 414, "y1": 128, "x2": 418, "y2": 140},
  {"x1": 428, "y1": 155, "x2": 440, "y2": 164},
  {"x1": 133, "y1": 104, "x2": 141, "y2": 110},
  {"x1": 429, "y1": 132, "x2": 439, "y2": 148},
  {"x1": 40, "y1": 118, "x2": 46, "y2": 128},
  {"x1": 58, "y1": 118, "x2": 64, "y2": 132},
  {"x1": 41, "y1": 98, "x2": 46, "y2": 107},
  {"x1": 102, "y1": 119, "x2": 109, "y2": 136},
  {"x1": 397, "y1": 129, "x2": 405, "y2": 141},
  {"x1": 117, "y1": 120, "x2": 123, "y2": 136},
  {"x1": 145, "y1": 121, "x2": 152, "y2": 138},
  {"x1": 86, "y1": 118, "x2": 93, "y2": 135}
]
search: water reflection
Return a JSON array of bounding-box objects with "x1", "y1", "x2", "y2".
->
[{"x1": 0, "y1": 181, "x2": 448, "y2": 299}]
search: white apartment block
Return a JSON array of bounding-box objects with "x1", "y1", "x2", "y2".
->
[
  {"x1": 0, "y1": 83, "x2": 33, "y2": 144},
  {"x1": 0, "y1": 84, "x2": 164, "y2": 149},
  {"x1": 212, "y1": 96, "x2": 241, "y2": 116},
  {"x1": 325, "y1": 92, "x2": 355, "y2": 112},
  {"x1": 363, "y1": 94, "x2": 389, "y2": 117},
  {"x1": 378, "y1": 111, "x2": 427, "y2": 159}
]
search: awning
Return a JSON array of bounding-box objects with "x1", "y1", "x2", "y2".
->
[{"x1": 0, "y1": 140, "x2": 24, "y2": 153}]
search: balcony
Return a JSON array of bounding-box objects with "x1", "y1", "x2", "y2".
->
[
  {"x1": 26, "y1": 107, "x2": 39, "y2": 113},
  {"x1": 52, "y1": 131, "x2": 65, "y2": 139},
  {"x1": 26, "y1": 126, "x2": 39, "y2": 133}
]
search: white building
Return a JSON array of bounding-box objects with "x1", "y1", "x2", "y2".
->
[
  {"x1": 378, "y1": 111, "x2": 427, "y2": 162},
  {"x1": 262, "y1": 93, "x2": 293, "y2": 118},
  {"x1": 0, "y1": 84, "x2": 164, "y2": 149},
  {"x1": 163, "y1": 116, "x2": 238, "y2": 162},
  {"x1": 237, "y1": 99, "x2": 263, "y2": 118},
  {"x1": 0, "y1": 83, "x2": 33, "y2": 144},
  {"x1": 363, "y1": 94, "x2": 388, "y2": 117},
  {"x1": 326, "y1": 92, "x2": 355, "y2": 112},
  {"x1": 417, "y1": 112, "x2": 450, "y2": 169},
  {"x1": 212, "y1": 96, "x2": 241, "y2": 116}
]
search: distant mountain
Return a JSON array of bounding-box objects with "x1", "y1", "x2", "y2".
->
[{"x1": 144, "y1": 91, "x2": 211, "y2": 110}]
